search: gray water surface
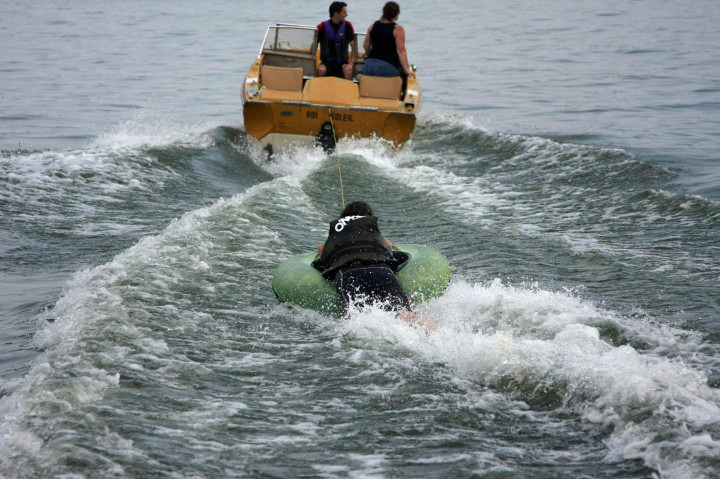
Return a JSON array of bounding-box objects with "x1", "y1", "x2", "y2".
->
[{"x1": 1, "y1": 1, "x2": 719, "y2": 478}]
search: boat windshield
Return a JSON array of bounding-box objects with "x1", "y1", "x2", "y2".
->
[
  {"x1": 261, "y1": 25, "x2": 317, "y2": 55},
  {"x1": 356, "y1": 32, "x2": 367, "y2": 55}
]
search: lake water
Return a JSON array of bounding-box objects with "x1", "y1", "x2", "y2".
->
[{"x1": 1, "y1": 0, "x2": 719, "y2": 478}]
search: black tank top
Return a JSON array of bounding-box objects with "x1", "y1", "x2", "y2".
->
[{"x1": 368, "y1": 21, "x2": 401, "y2": 69}]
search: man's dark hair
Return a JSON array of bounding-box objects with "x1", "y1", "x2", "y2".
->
[
  {"x1": 341, "y1": 200, "x2": 373, "y2": 217},
  {"x1": 382, "y1": 1, "x2": 400, "y2": 20},
  {"x1": 329, "y1": 1, "x2": 347, "y2": 17}
]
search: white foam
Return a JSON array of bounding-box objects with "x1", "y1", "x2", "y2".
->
[
  {"x1": 334, "y1": 135, "x2": 398, "y2": 164},
  {"x1": 346, "y1": 453, "x2": 386, "y2": 479},
  {"x1": 92, "y1": 108, "x2": 215, "y2": 150},
  {"x1": 402, "y1": 165, "x2": 511, "y2": 228},
  {"x1": 247, "y1": 141, "x2": 328, "y2": 179},
  {"x1": 0, "y1": 109, "x2": 222, "y2": 232},
  {"x1": 0, "y1": 147, "x2": 180, "y2": 231},
  {"x1": 243, "y1": 135, "x2": 404, "y2": 180},
  {"x1": 415, "y1": 111, "x2": 479, "y2": 133},
  {"x1": 327, "y1": 279, "x2": 720, "y2": 478}
]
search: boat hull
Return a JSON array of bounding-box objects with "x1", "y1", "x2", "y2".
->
[{"x1": 243, "y1": 100, "x2": 417, "y2": 148}]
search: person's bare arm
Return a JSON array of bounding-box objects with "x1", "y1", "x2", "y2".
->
[
  {"x1": 363, "y1": 25, "x2": 372, "y2": 54},
  {"x1": 394, "y1": 25, "x2": 414, "y2": 77},
  {"x1": 398, "y1": 311, "x2": 437, "y2": 332},
  {"x1": 349, "y1": 36, "x2": 357, "y2": 65}
]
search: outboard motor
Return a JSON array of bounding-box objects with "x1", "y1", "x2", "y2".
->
[{"x1": 316, "y1": 121, "x2": 336, "y2": 152}]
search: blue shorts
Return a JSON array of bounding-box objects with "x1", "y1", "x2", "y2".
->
[{"x1": 363, "y1": 58, "x2": 401, "y2": 77}]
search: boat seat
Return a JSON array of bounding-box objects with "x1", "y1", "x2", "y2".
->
[
  {"x1": 359, "y1": 75, "x2": 402, "y2": 100},
  {"x1": 260, "y1": 65, "x2": 304, "y2": 92},
  {"x1": 303, "y1": 77, "x2": 359, "y2": 105},
  {"x1": 263, "y1": 51, "x2": 317, "y2": 76}
]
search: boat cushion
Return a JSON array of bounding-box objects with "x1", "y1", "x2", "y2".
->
[
  {"x1": 303, "y1": 77, "x2": 359, "y2": 105},
  {"x1": 261, "y1": 65, "x2": 304, "y2": 91},
  {"x1": 259, "y1": 89, "x2": 304, "y2": 102},
  {"x1": 359, "y1": 75, "x2": 402, "y2": 99}
]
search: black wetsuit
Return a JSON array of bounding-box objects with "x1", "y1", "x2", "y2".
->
[
  {"x1": 334, "y1": 262, "x2": 412, "y2": 313},
  {"x1": 314, "y1": 215, "x2": 412, "y2": 314}
]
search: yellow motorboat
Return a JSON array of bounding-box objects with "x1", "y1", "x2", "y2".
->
[{"x1": 242, "y1": 24, "x2": 422, "y2": 153}]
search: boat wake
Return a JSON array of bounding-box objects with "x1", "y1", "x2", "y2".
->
[
  {"x1": 1, "y1": 113, "x2": 718, "y2": 478},
  {"x1": 312, "y1": 279, "x2": 720, "y2": 479}
]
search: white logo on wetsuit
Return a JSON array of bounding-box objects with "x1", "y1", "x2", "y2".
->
[{"x1": 334, "y1": 215, "x2": 364, "y2": 232}]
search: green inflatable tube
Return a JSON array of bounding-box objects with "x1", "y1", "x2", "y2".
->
[{"x1": 271, "y1": 244, "x2": 451, "y2": 316}]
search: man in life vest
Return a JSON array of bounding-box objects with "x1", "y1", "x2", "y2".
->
[
  {"x1": 316, "y1": 2, "x2": 357, "y2": 80},
  {"x1": 314, "y1": 201, "x2": 435, "y2": 330}
]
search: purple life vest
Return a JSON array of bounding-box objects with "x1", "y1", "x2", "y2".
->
[{"x1": 322, "y1": 20, "x2": 348, "y2": 64}]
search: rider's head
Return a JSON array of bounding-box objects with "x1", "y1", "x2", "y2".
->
[{"x1": 341, "y1": 200, "x2": 373, "y2": 217}]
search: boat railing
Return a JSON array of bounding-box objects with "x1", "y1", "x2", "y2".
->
[
  {"x1": 260, "y1": 25, "x2": 317, "y2": 55},
  {"x1": 259, "y1": 25, "x2": 318, "y2": 77}
]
